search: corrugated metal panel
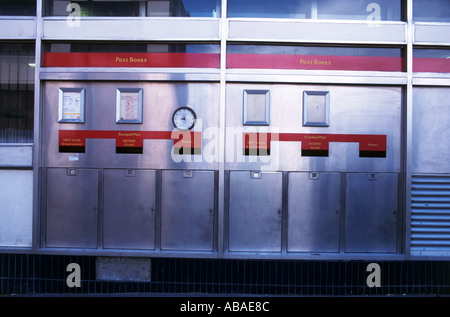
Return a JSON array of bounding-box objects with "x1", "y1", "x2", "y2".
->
[{"x1": 411, "y1": 175, "x2": 450, "y2": 255}]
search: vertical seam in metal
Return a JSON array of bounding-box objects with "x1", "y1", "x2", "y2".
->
[
  {"x1": 405, "y1": 0, "x2": 414, "y2": 259},
  {"x1": 217, "y1": 0, "x2": 228, "y2": 257},
  {"x1": 32, "y1": 0, "x2": 43, "y2": 253}
]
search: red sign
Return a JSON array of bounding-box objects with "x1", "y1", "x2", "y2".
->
[
  {"x1": 227, "y1": 54, "x2": 404, "y2": 72},
  {"x1": 243, "y1": 132, "x2": 387, "y2": 157},
  {"x1": 44, "y1": 52, "x2": 220, "y2": 68},
  {"x1": 413, "y1": 58, "x2": 450, "y2": 73},
  {"x1": 59, "y1": 130, "x2": 202, "y2": 155}
]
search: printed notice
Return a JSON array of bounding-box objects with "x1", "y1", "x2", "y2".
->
[
  {"x1": 119, "y1": 92, "x2": 139, "y2": 121},
  {"x1": 62, "y1": 91, "x2": 82, "y2": 120}
]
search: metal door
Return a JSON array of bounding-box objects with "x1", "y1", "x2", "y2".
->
[
  {"x1": 160, "y1": 170, "x2": 215, "y2": 251},
  {"x1": 45, "y1": 168, "x2": 98, "y2": 248},
  {"x1": 103, "y1": 169, "x2": 156, "y2": 249},
  {"x1": 288, "y1": 172, "x2": 341, "y2": 252},
  {"x1": 345, "y1": 173, "x2": 398, "y2": 252},
  {"x1": 228, "y1": 171, "x2": 283, "y2": 252}
]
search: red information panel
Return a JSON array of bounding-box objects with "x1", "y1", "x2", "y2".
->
[
  {"x1": 44, "y1": 52, "x2": 220, "y2": 68},
  {"x1": 243, "y1": 132, "x2": 387, "y2": 158},
  {"x1": 59, "y1": 130, "x2": 202, "y2": 154},
  {"x1": 227, "y1": 54, "x2": 404, "y2": 72}
]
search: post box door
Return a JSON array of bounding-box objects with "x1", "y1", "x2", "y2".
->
[
  {"x1": 45, "y1": 168, "x2": 98, "y2": 248},
  {"x1": 228, "y1": 171, "x2": 283, "y2": 252},
  {"x1": 161, "y1": 170, "x2": 215, "y2": 251},
  {"x1": 103, "y1": 169, "x2": 156, "y2": 250}
]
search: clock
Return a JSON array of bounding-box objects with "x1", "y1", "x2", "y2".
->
[{"x1": 172, "y1": 106, "x2": 197, "y2": 131}]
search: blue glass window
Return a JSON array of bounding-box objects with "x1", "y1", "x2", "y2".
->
[
  {"x1": 45, "y1": 0, "x2": 221, "y2": 17},
  {"x1": 227, "y1": 0, "x2": 402, "y2": 21},
  {"x1": 413, "y1": 0, "x2": 450, "y2": 22}
]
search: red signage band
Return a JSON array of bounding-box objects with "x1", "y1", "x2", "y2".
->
[
  {"x1": 59, "y1": 130, "x2": 202, "y2": 154},
  {"x1": 413, "y1": 58, "x2": 450, "y2": 73},
  {"x1": 227, "y1": 54, "x2": 404, "y2": 72},
  {"x1": 44, "y1": 52, "x2": 220, "y2": 68},
  {"x1": 243, "y1": 132, "x2": 387, "y2": 158}
]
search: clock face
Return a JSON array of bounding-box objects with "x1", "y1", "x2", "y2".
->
[{"x1": 172, "y1": 107, "x2": 197, "y2": 131}]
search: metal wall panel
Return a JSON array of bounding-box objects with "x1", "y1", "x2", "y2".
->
[
  {"x1": 43, "y1": 18, "x2": 220, "y2": 41},
  {"x1": 225, "y1": 84, "x2": 402, "y2": 173},
  {"x1": 0, "y1": 145, "x2": 33, "y2": 167},
  {"x1": 45, "y1": 168, "x2": 98, "y2": 248},
  {"x1": 345, "y1": 173, "x2": 399, "y2": 252},
  {"x1": 160, "y1": 170, "x2": 215, "y2": 251},
  {"x1": 228, "y1": 20, "x2": 406, "y2": 44},
  {"x1": 103, "y1": 169, "x2": 156, "y2": 250},
  {"x1": 287, "y1": 172, "x2": 341, "y2": 252},
  {"x1": 0, "y1": 170, "x2": 33, "y2": 247},
  {"x1": 411, "y1": 174, "x2": 450, "y2": 257},
  {"x1": 228, "y1": 171, "x2": 282, "y2": 252},
  {"x1": 412, "y1": 87, "x2": 450, "y2": 174},
  {"x1": 42, "y1": 81, "x2": 220, "y2": 171},
  {"x1": 0, "y1": 17, "x2": 36, "y2": 39},
  {"x1": 414, "y1": 24, "x2": 450, "y2": 45}
]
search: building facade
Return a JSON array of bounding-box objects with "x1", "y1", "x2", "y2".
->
[{"x1": 0, "y1": 0, "x2": 449, "y2": 271}]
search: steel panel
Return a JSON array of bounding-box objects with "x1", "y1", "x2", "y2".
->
[
  {"x1": 0, "y1": 170, "x2": 33, "y2": 247},
  {"x1": 160, "y1": 170, "x2": 215, "y2": 251},
  {"x1": 42, "y1": 81, "x2": 220, "y2": 170},
  {"x1": 45, "y1": 168, "x2": 98, "y2": 248},
  {"x1": 0, "y1": 17, "x2": 36, "y2": 39},
  {"x1": 103, "y1": 169, "x2": 156, "y2": 250},
  {"x1": 287, "y1": 172, "x2": 341, "y2": 252},
  {"x1": 225, "y1": 84, "x2": 402, "y2": 173},
  {"x1": 412, "y1": 87, "x2": 450, "y2": 174},
  {"x1": 414, "y1": 23, "x2": 450, "y2": 45},
  {"x1": 228, "y1": 20, "x2": 406, "y2": 44},
  {"x1": 345, "y1": 173, "x2": 398, "y2": 252},
  {"x1": 43, "y1": 18, "x2": 220, "y2": 41},
  {"x1": 228, "y1": 171, "x2": 282, "y2": 252}
]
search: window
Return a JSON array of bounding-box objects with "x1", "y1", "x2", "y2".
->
[
  {"x1": 43, "y1": 42, "x2": 220, "y2": 68},
  {"x1": 227, "y1": 0, "x2": 403, "y2": 21},
  {"x1": 0, "y1": 42, "x2": 35, "y2": 143},
  {"x1": 44, "y1": 0, "x2": 221, "y2": 17},
  {"x1": 227, "y1": 44, "x2": 405, "y2": 72},
  {"x1": 0, "y1": 0, "x2": 36, "y2": 16},
  {"x1": 413, "y1": 0, "x2": 450, "y2": 22},
  {"x1": 413, "y1": 48, "x2": 450, "y2": 73}
]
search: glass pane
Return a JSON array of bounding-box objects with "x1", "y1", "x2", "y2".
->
[
  {"x1": 413, "y1": 0, "x2": 450, "y2": 22},
  {"x1": 228, "y1": 0, "x2": 310, "y2": 19},
  {"x1": 0, "y1": 0, "x2": 36, "y2": 16},
  {"x1": 227, "y1": 44, "x2": 404, "y2": 72},
  {"x1": 43, "y1": 41, "x2": 220, "y2": 68},
  {"x1": 227, "y1": 0, "x2": 402, "y2": 21},
  {"x1": 316, "y1": 0, "x2": 402, "y2": 21},
  {"x1": 44, "y1": 0, "x2": 220, "y2": 17},
  {"x1": 413, "y1": 48, "x2": 450, "y2": 73},
  {"x1": 0, "y1": 43, "x2": 35, "y2": 143}
]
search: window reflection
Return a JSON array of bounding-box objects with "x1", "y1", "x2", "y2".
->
[
  {"x1": 44, "y1": 42, "x2": 220, "y2": 54},
  {"x1": 44, "y1": 0, "x2": 220, "y2": 17},
  {"x1": 227, "y1": 0, "x2": 402, "y2": 21},
  {"x1": 227, "y1": 44, "x2": 404, "y2": 72},
  {"x1": 413, "y1": 0, "x2": 450, "y2": 22},
  {"x1": 0, "y1": 0, "x2": 36, "y2": 16},
  {"x1": 0, "y1": 43, "x2": 35, "y2": 143},
  {"x1": 413, "y1": 48, "x2": 450, "y2": 73}
]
